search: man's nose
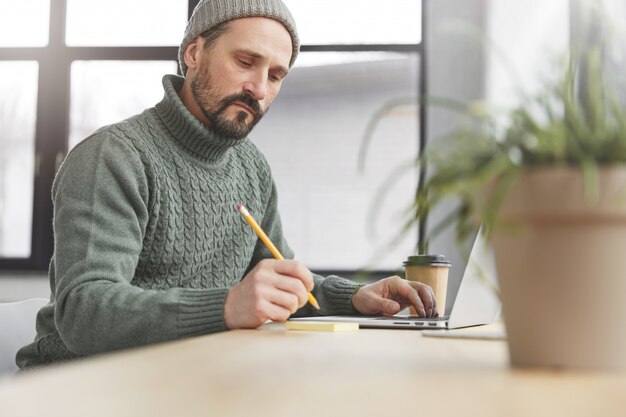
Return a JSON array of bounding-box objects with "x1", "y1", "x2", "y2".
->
[{"x1": 242, "y1": 73, "x2": 268, "y2": 102}]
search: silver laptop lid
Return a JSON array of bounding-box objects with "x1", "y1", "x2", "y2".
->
[{"x1": 447, "y1": 230, "x2": 500, "y2": 329}]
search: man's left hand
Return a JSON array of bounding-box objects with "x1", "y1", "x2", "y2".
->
[{"x1": 351, "y1": 276, "x2": 438, "y2": 317}]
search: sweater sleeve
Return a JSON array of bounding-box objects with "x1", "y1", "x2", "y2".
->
[
  {"x1": 52, "y1": 132, "x2": 228, "y2": 356},
  {"x1": 248, "y1": 178, "x2": 364, "y2": 317}
]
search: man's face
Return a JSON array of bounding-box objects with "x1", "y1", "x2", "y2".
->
[{"x1": 188, "y1": 17, "x2": 293, "y2": 139}]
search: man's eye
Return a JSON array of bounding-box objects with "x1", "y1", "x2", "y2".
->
[
  {"x1": 238, "y1": 59, "x2": 252, "y2": 67},
  {"x1": 270, "y1": 72, "x2": 286, "y2": 83}
]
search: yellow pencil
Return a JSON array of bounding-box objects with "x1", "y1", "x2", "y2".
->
[{"x1": 237, "y1": 203, "x2": 320, "y2": 310}]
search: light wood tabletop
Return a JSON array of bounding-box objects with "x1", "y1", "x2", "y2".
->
[{"x1": 0, "y1": 322, "x2": 624, "y2": 417}]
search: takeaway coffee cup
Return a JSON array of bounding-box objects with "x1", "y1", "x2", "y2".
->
[{"x1": 403, "y1": 255, "x2": 451, "y2": 315}]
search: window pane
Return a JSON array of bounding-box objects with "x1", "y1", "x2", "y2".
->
[
  {"x1": 65, "y1": 0, "x2": 187, "y2": 46},
  {"x1": 255, "y1": 52, "x2": 419, "y2": 269},
  {"x1": 284, "y1": 0, "x2": 421, "y2": 45},
  {"x1": 0, "y1": 0, "x2": 50, "y2": 47},
  {"x1": 69, "y1": 61, "x2": 178, "y2": 148},
  {"x1": 0, "y1": 62, "x2": 38, "y2": 258}
]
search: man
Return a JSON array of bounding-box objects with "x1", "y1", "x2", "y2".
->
[{"x1": 17, "y1": 0, "x2": 436, "y2": 369}]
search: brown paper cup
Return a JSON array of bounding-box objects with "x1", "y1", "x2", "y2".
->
[{"x1": 404, "y1": 255, "x2": 451, "y2": 315}]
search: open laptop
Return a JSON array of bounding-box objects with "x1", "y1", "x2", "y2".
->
[{"x1": 290, "y1": 230, "x2": 500, "y2": 330}]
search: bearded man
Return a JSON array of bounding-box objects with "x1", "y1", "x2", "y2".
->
[{"x1": 17, "y1": 0, "x2": 437, "y2": 370}]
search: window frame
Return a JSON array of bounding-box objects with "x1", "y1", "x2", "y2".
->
[{"x1": 0, "y1": 0, "x2": 184, "y2": 270}]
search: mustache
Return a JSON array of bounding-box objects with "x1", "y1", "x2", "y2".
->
[{"x1": 218, "y1": 93, "x2": 263, "y2": 119}]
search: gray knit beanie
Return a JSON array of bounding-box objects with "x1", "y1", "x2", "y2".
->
[{"x1": 179, "y1": 0, "x2": 300, "y2": 75}]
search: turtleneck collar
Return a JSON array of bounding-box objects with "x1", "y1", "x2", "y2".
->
[{"x1": 154, "y1": 74, "x2": 247, "y2": 165}]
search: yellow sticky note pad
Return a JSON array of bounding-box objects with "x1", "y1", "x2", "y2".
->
[{"x1": 286, "y1": 321, "x2": 359, "y2": 332}]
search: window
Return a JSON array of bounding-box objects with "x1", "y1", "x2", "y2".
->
[
  {"x1": 283, "y1": 0, "x2": 421, "y2": 45},
  {"x1": 69, "y1": 61, "x2": 177, "y2": 149},
  {"x1": 0, "y1": 0, "x2": 186, "y2": 269},
  {"x1": 0, "y1": 62, "x2": 38, "y2": 258},
  {"x1": 0, "y1": 0, "x2": 50, "y2": 47},
  {"x1": 65, "y1": 0, "x2": 186, "y2": 46}
]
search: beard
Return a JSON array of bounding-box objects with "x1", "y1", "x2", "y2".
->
[{"x1": 190, "y1": 65, "x2": 265, "y2": 140}]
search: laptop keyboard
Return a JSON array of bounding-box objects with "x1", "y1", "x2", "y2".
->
[{"x1": 373, "y1": 315, "x2": 449, "y2": 322}]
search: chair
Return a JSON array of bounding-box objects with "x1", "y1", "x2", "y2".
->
[{"x1": 0, "y1": 298, "x2": 48, "y2": 376}]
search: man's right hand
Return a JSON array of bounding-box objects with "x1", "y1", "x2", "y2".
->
[{"x1": 224, "y1": 259, "x2": 314, "y2": 329}]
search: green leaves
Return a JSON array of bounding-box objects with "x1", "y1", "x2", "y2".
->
[{"x1": 421, "y1": 41, "x2": 626, "y2": 246}]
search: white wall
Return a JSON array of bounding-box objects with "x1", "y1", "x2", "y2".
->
[
  {"x1": 254, "y1": 57, "x2": 420, "y2": 271},
  {"x1": 0, "y1": 274, "x2": 49, "y2": 303}
]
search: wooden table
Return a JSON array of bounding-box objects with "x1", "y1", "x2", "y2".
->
[{"x1": 0, "y1": 323, "x2": 624, "y2": 417}]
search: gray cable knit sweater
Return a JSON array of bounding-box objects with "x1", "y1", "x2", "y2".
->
[{"x1": 16, "y1": 74, "x2": 362, "y2": 369}]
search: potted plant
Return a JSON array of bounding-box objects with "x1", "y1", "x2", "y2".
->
[{"x1": 411, "y1": 9, "x2": 626, "y2": 370}]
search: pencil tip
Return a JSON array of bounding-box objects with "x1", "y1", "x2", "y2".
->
[{"x1": 236, "y1": 203, "x2": 242, "y2": 211}]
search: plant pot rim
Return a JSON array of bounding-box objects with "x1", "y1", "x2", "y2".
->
[{"x1": 488, "y1": 164, "x2": 626, "y2": 224}]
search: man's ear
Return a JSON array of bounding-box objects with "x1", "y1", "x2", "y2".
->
[{"x1": 183, "y1": 39, "x2": 200, "y2": 72}]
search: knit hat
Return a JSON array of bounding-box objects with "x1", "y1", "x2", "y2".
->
[{"x1": 179, "y1": 0, "x2": 300, "y2": 75}]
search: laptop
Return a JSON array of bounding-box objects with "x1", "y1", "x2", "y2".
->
[{"x1": 290, "y1": 230, "x2": 500, "y2": 330}]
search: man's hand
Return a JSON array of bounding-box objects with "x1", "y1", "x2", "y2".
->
[
  {"x1": 351, "y1": 276, "x2": 438, "y2": 317},
  {"x1": 224, "y1": 259, "x2": 314, "y2": 329}
]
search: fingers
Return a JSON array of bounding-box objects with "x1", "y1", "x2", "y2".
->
[
  {"x1": 410, "y1": 282, "x2": 437, "y2": 317},
  {"x1": 250, "y1": 296, "x2": 296, "y2": 326},
  {"x1": 224, "y1": 259, "x2": 314, "y2": 329},
  {"x1": 406, "y1": 286, "x2": 426, "y2": 317},
  {"x1": 418, "y1": 284, "x2": 438, "y2": 317},
  {"x1": 262, "y1": 294, "x2": 299, "y2": 322},
  {"x1": 390, "y1": 277, "x2": 437, "y2": 318},
  {"x1": 272, "y1": 259, "x2": 314, "y2": 291},
  {"x1": 273, "y1": 274, "x2": 309, "y2": 308},
  {"x1": 351, "y1": 276, "x2": 438, "y2": 318},
  {"x1": 262, "y1": 259, "x2": 312, "y2": 308},
  {"x1": 224, "y1": 280, "x2": 302, "y2": 329}
]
